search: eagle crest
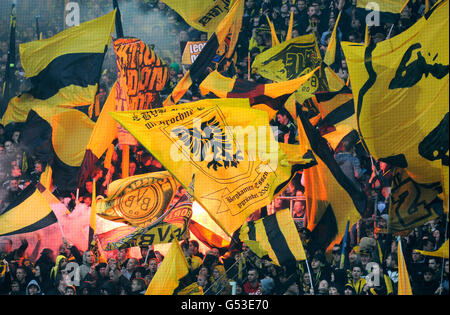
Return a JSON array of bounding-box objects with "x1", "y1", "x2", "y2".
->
[{"x1": 172, "y1": 116, "x2": 243, "y2": 171}]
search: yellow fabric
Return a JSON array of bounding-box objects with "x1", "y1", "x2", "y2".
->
[
  {"x1": 388, "y1": 168, "x2": 441, "y2": 233},
  {"x1": 86, "y1": 81, "x2": 118, "y2": 159},
  {"x1": 397, "y1": 238, "x2": 413, "y2": 295},
  {"x1": 1, "y1": 85, "x2": 99, "y2": 125},
  {"x1": 163, "y1": 0, "x2": 243, "y2": 106},
  {"x1": 286, "y1": 11, "x2": 294, "y2": 41},
  {"x1": 39, "y1": 165, "x2": 53, "y2": 191},
  {"x1": 199, "y1": 67, "x2": 319, "y2": 99},
  {"x1": 161, "y1": 0, "x2": 236, "y2": 33},
  {"x1": 0, "y1": 188, "x2": 54, "y2": 236},
  {"x1": 145, "y1": 240, "x2": 190, "y2": 295},
  {"x1": 111, "y1": 98, "x2": 293, "y2": 235},
  {"x1": 96, "y1": 171, "x2": 178, "y2": 227},
  {"x1": 341, "y1": 0, "x2": 449, "y2": 185},
  {"x1": 324, "y1": 66, "x2": 346, "y2": 92},
  {"x1": 90, "y1": 179, "x2": 97, "y2": 241},
  {"x1": 266, "y1": 15, "x2": 280, "y2": 47},
  {"x1": 19, "y1": 10, "x2": 115, "y2": 77},
  {"x1": 324, "y1": 11, "x2": 341, "y2": 66},
  {"x1": 298, "y1": 115, "x2": 361, "y2": 250},
  {"x1": 416, "y1": 239, "x2": 449, "y2": 259},
  {"x1": 356, "y1": 0, "x2": 409, "y2": 13}
]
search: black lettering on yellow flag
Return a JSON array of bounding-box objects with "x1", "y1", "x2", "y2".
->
[
  {"x1": 342, "y1": 0, "x2": 448, "y2": 222},
  {"x1": 162, "y1": 0, "x2": 232, "y2": 33},
  {"x1": 251, "y1": 34, "x2": 328, "y2": 103},
  {"x1": 111, "y1": 98, "x2": 298, "y2": 235},
  {"x1": 388, "y1": 168, "x2": 443, "y2": 233}
]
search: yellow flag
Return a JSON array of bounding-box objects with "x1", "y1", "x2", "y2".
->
[
  {"x1": 266, "y1": 15, "x2": 280, "y2": 47},
  {"x1": 397, "y1": 237, "x2": 413, "y2": 295},
  {"x1": 286, "y1": 11, "x2": 294, "y2": 41},
  {"x1": 145, "y1": 240, "x2": 200, "y2": 295},
  {"x1": 111, "y1": 98, "x2": 294, "y2": 235},
  {"x1": 238, "y1": 209, "x2": 306, "y2": 266},
  {"x1": 342, "y1": 0, "x2": 449, "y2": 187},
  {"x1": 161, "y1": 0, "x2": 235, "y2": 33},
  {"x1": 416, "y1": 239, "x2": 449, "y2": 259},
  {"x1": 96, "y1": 171, "x2": 179, "y2": 227},
  {"x1": 324, "y1": 11, "x2": 341, "y2": 66}
]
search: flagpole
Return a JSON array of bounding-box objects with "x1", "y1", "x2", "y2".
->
[
  {"x1": 112, "y1": 0, "x2": 124, "y2": 38},
  {"x1": 304, "y1": 256, "x2": 315, "y2": 294},
  {"x1": 35, "y1": 15, "x2": 41, "y2": 40}
]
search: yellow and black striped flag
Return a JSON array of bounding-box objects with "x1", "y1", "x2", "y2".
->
[
  {"x1": 0, "y1": 183, "x2": 58, "y2": 237},
  {"x1": 1, "y1": 10, "x2": 116, "y2": 126},
  {"x1": 237, "y1": 209, "x2": 306, "y2": 266}
]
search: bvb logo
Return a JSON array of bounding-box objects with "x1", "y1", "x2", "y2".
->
[{"x1": 116, "y1": 178, "x2": 175, "y2": 226}]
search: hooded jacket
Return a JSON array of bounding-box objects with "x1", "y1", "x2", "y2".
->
[{"x1": 26, "y1": 280, "x2": 43, "y2": 295}]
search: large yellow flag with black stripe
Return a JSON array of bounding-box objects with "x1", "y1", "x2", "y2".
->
[
  {"x1": 397, "y1": 237, "x2": 413, "y2": 295},
  {"x1": 145, "y1": 240, "x2": 202, "y2": 295},
  {"x1": 237, "y1": 209, "x2": 306, "y2": 266},
  {"x1": 161, "y1": 0, "x2": 234, "y2": 33},
  {"x1": 342, "y1": 0, "x2": 448, "y2": 231},
  {"x1": 111, "y1": 98, "x2": 302, "y2": 235},
  {"x1": 0, "y1": 183, "x2": 58, "y2": 237},
  {"x1": 1, "y1": 10, "x2": 116, "y2": 126}
]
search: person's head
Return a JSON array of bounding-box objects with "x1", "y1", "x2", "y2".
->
[
  {"x1": 131, "y1": 278, "x2": 146, "y2": 293},
  {"x1": 360, "y1": 252, "x2": 371, "y2": 266},
  {"x1": 344, "y1": 283, "x2": 355, "y2": 295},
  {"x1": 332, "y1": 245, "x2": 341, "y2": 262},
  {"x1": 212, "y1": 265, "x2": 226, "y2": 281},
  {"x1": 310, "y1": 255, "x2": 322, "y2": 271},
  {"x1": 126, "y1": 258, "x2": 138, "y2": 272},
  {"x1": 26, "y1": 281, "x2": 41, "y2": 295},
  {"x1": 34, "y1": 161, "x2": 43, "y2": 173},
  {"x1": 318, "y1": 279, "x2": 329, "y2": 293},
  {"x1": 189, "y1": 240, "x2": 200, "y2": 255},
  {"x1": 351, "y1": 265, "x2": 363, "y2": 281},
  {"x1": 199, "y1": 265, "x2": 209, "y2": 278},
  {"x1": 276, "y1": 112, "x2": 288, "y2": 125},
  {"x1": 422, "y1": 237, "x2": 435, "y2": 251},
  {"x1": 15, "y1": 267, "x2": 27, "y2": 283},
  {"x1": 10, "y1": 280, "x2": 21, "y2": 292},
  {"x1": 411, "y1": 249, "x2": 423, "y2": 263},
  {"x1": 64, "y1": 285, "x2": 76, "y2": 295},
  {"x1": 297, "y1": 0, "x2": 307, "y2": 11},
  {"x1": 428, "y1": 257, "x2": 439, "y2": 271},
  {"x1": 4, "y1": 140, "x2": 14, "y2": 153},
  {"x1": 11, "y1": 165, "x2": 22, "y2": 177},
  {"x1": 117, "y1": 248, "x2": 129, "y2": 262},
  {"x1": 307, "y1": 5, "x2": 316, "y2": 17},
  {"x1": 148, "y1": 258, "x2": 158, "y2": 274},
  {"x1": 197, "y1": 275, "x2": 209, "y2": 288},
  {"x1": 385, "y1": 253, "x2": 397, "y2": 269},
  {"x1": 423, "y1": 268, "x2": 434, "y2": 282},
  {"x1": 0, "y1": 238, "x2": 13, "y2": 253},
  {"x1": 83, "y1": 250, "x2": 95, "y2": 266},
  {"x1": 293, "y1": 201, "x2": 305, "y2": 217},
  {"x1": 247, "y1": 268, "x2": 259, "y2": 284},
  {"x1": 329, "y1": 286, "x2": 340, "y2": 295}
]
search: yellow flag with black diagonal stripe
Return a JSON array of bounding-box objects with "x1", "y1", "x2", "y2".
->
[
  {"x1": 1, "y1": 10, "x2": 116, "y2": 126},
  {"x1": 0, "y1": 183, "x2": 58, "y2": 237},
  {"x1": 238, "y1": 209, "x2": 306, "y2": 266}
]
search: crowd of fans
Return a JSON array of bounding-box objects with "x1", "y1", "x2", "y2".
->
[{"x1": 0, "y1": 0, "x2": 448, "y2": 295}]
